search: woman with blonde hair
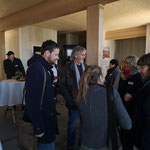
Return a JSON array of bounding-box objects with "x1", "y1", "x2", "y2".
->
[{"x1": 77, "y1": 65, "x2": 132, "y2": 150}]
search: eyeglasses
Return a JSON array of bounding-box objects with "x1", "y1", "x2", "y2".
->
[{"x1": 124, "y1": 61, "x2": 131, "y2": 65}]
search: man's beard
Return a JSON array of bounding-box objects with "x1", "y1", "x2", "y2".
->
[{"x1": 48, "y1": 59, "x2": 56, "y2": 64}]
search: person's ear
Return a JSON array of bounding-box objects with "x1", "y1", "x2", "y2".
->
[
  {"x1": 45, "y1": 50, "x2": 50, "y2": 57},
  {"x1": 97, "y1": 75, "x2": 103, "y2": 84},
  {"x1": 112, "y1": 64, "x2": 115, "y2": 68},
  {"x1": 99, "y1": 75, "x2": 103, "y2": 82},
  {"x1": 75, "y1": 55, "x2": 77, "y2": 59}
]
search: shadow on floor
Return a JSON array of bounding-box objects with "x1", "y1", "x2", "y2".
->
[
  {"x1": 0, "y1": 95, "x2": 68, "y2": 150},
  {"x1": 0, "y1": 95, "x2": 139, "y2": 150}
]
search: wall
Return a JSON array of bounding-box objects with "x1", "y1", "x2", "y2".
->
[
  {"x1": 57, "y1": 34, "x2": 66, "y2": 67},
  {"x1": 102, "y1": 33, "x2": 116, "y2": 77},
  {"x1": 115, "y1": 37, "x2": 146, "y2": 63},
  {"x1": 57, "y1": 31, "x2": 116, "y2": 77},
  {"x1": 19, "y1": 26, "x2": 57, "y2": 70},
  {"x1": 5, "y1": 26, "x2": 57, "y2": 71},
  {"x1": 5, "y1": 29, "x2": 19, "y2": 58},
  {"x1": 103, "y1": 39, "x2": 116, "y2": 60},
  {"x1": 57, "y1": 32, "x2": 86, "y2": 67},
  {"x1": 66, "y1": 33, "x2": 79, "y2": 45}
]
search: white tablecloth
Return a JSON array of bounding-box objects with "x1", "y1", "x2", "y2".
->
[{"x1": 0, "y1": 79, "x2": 25, "y2": 106}]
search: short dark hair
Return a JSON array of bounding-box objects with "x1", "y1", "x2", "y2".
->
[
  {"x1": 110, "y1": 59, "x2": 118, "y2": 67},
  {"x1": 41, "y1": 40, "x2": 59, "y2": 55},
  {"x1": 137, "y1": 53, "x2": 150, "y2": 66},
  {"x1": 6, "y1": 51, "x2": 14, "y2": 56}
]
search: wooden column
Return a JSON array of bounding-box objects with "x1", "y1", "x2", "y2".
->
[
  {"x1": 0, "y1": 31, "x2": 6, "y2": 80},
  {"x1": 146, "y1": 24, "x2": 150, "y2": 54},
  {"x1": 86, "y1": 4, "x2": 104, "y2": 65}
]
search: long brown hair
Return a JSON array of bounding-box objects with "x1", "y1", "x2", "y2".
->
[{"x1": 77, "y1": 65, "x2": 102, "y2": 102}]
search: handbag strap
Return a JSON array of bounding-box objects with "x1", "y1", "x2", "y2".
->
[
  {"x1": 106, "y1": 86, "x2": 119, "y2": 150},
  {"x1": 40, "y1": 65, "x2": 46, "y2": 110},
  {"x1": 22, "y1": 63, "x2": 47, "y2": 111}
]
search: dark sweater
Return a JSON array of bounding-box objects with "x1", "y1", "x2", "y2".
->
[
  {"x1": 77, "y1": 84, "x2": 132, "y2": 149},
  {"x1": 4, "y1": 57, "x2": 25, "y2": 79},
  {"x1": 118, "y1": 72, "x2": 142, "y2": 115}
]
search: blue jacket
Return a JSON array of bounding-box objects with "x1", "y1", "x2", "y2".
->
[{"x1": 23, "y1": 54, "x2": 58, "y2": 143}]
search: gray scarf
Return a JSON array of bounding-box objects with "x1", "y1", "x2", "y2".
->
[{"x1": 74, "y1": 61, "x2": 85, "y2": 89}]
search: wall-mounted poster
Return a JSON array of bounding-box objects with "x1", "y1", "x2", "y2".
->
[{"x1": 103, "y1": 47, "x2": 110, "y2": 59}]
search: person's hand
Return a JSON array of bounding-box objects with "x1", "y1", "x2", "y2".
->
[
  {"x1": 35, "y1": 132, "x2": 44, "y2": 137},
  {"x1": 124, "y1": 93, "x2": 132, "y2": 102},
  {"x1": 53, "y1": 76, "x2": 58, "y2": 83},
  {"x1": 19, "y1": 77, "x2": 25, "y2": 81}
]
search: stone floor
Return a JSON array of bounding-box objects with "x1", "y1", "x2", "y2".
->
[
  {"x1": 0, "y1": 95, "x2": 138, "y2": 150},
  {"x1": 0, "y1": 95, "x2": 68, "y2": 150}
]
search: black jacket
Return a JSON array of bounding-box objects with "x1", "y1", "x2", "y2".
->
[
  {"x1": 23, "y1": 54, "x2": 58, "y2": 144},
  {"x1": 105, "y1": 66, "x2": 118, "y2": 86},
  {"x1": 118, "y1": 72, "x2": 142, "y2": 115},
  {"x1": 105, "y1": 66, "x2": 122, "y2": 89},
  {"x1": 132, "y1": 77, "x2": 150, "y2": 150},
  {"x1": 59, "y1": 61, "x2": 87, "y2": 110},
  {"x1": 4, "y1": 57, "x2": 25, "y2": 79}
]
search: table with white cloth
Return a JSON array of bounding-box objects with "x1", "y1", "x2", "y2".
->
[{"x1": 0, "y1": 79, "x2": 25, "y2": 123}]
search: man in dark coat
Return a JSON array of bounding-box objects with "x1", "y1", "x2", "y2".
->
[
  {"x1": 23, "y1": 40, "x2": 59, "y2": 150},
  {"x1": 59, "y1": 46, "x2": 87, "y2": 150},
  {"x1": 118, "y1": 56, "x2": 142, "y2": 150},
  {"x1": 3, "y1": 51, "x2": 25, "y2": 79},
  {"x1": 129, "y1": 53, "x2": 150, "y2": 150}
]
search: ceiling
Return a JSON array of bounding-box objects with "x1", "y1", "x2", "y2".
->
[
  {"x1": 0, "y1": 0, "x2": 150, "y2": 32},
  {"x1": 34, "y1": 0, "x2": 150, "y2": 32},
  {"x1": 0, "y1": 0, "x2": 44, "y2": 18}
]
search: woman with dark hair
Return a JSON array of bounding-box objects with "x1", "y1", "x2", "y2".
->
[
  {"x1": 131, "y1": 53, "x2": 150, "y2": 150},
  {"x1": 105, "y1": 59, "x2": 124, "y2": 89},
  {"x1": 77, "y1": 65, "x2": 132, "y2": 150}
]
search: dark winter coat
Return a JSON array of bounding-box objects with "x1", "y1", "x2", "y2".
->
[
  {"x1": 59, "y1": 61, "x2": 87, "y2": 110},
  {"x1": 132, "y1": 77, "x2": 150, "y2": 150},
  {"x1": 3, "y1": 57, "x2": 25, "y2": 79},
  {"x1": 23, "y1": 54, "x2": 58, "y2": 144},
  {"x1": 118, "y1": 72, "x2": 142, "y2": 115},
  {"x1": 105, "y1": 66, "x2": 123, "y2": 89}
]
